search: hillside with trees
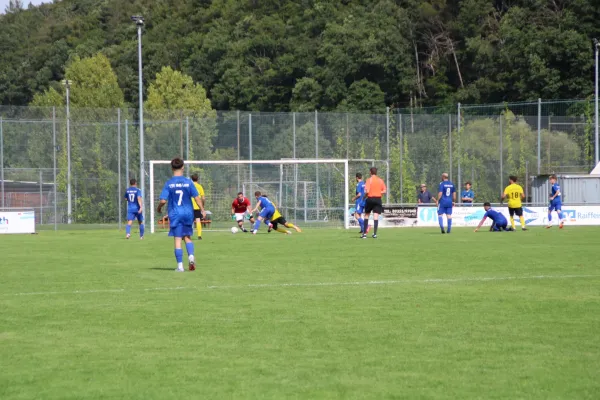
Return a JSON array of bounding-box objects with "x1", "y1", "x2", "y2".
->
[{"x1": 1, "y1": 0, "x2": 599, "y2": 111}]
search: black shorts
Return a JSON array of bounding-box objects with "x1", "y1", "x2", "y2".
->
[
  {"x1": 194, "y1": 210, "x2": 203, "y2": 219},
  {"x1": 271, "y1": 216, "x2": 287, "y2": 229},
  {"x1": 365, "y1": 197, "x2": 383, "y2": 214},
  {"x1": 508, "y1": 207, "x2": 523, "y2": 217}
]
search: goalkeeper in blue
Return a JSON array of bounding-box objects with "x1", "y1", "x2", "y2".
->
[
  {"x1": 124, "y1": 178, "x2": 144, "y2": 239},
  {"x1": 474, "y1": 202, "x2": 514, "y2": 232},
  {"x1": 249, "y1": 191, "x2": 275, "y2": 234},
  {"x1": 157, "y1": 158, "x2": 206, "y2": 272},
  {"x1": 351, "y1": 173, "x2": 367, "y2": 234}
]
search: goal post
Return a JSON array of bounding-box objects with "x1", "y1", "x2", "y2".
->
[{"x1": 149, "y1": 159, "x2": 350, "y2": 233}]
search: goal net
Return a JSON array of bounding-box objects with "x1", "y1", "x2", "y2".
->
[{"x1": 149, "y1": 159, "x2": 349, "y2": 233}]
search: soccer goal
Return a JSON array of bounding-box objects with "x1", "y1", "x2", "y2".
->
[{"x1": 149, "y1": 159, "x2": 350, "y2": 233}]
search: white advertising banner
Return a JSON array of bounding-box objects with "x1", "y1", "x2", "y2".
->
[
  {"x1": 417, "y1": 205, "x2": 600, "y2": 227},
  {"x1": 0, "y1": 211, "x2": 36, "y2": 234},
  {"x1": 348, "y1": 205, "x2": 418, "y2": 228}
]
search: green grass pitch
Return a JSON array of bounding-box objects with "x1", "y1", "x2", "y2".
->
[{"x1": 1, "y1": 227, "x2": 600, "y2": 399}]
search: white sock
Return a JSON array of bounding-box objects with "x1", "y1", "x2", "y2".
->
[
  {"x1": 188, "y1": 255, "x2": 195, "y2": 263},
  {"x1": 177, "y1": 262, "x2": 183, "y2": 270}
]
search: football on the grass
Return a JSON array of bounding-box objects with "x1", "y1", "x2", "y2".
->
[{"x1": 231, "y1": 227, "x2": 239, "y2": 234}]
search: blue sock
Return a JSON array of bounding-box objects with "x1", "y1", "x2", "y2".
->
[
  {"x1": 126, "y1": 225, "x2": 131, "y2": 235},
  {"x1": 139, "y1": 224, "x2": 145, "y2": 237},
  {"x1": 447, "y1": 219, "x2": 452, "y2": 233},
  {"x1": 438, "y1": 216, "x2": 444, "y2": 229},
  {"x1": 558, "y1": 211, "x2": 564, "y2": 220},
  {"x1": 358, "y1": 218, "x2": 364, "y2": 233},
  {"x1": 253, "y1": 219, "x2": 261, "y2": 231},
  {"x1": 185, "y1": 242, "x2": 194, "y2": 257},
  {"x1": 548, "y1": 213, "x2": 552, "y2": 222},
  {"x1": 174, "y1": 248, "x2": 183, "y2": 263}
]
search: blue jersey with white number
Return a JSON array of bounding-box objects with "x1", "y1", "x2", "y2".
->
[
  {"x1": 124, "y1": 187, "x2": 142, "y2": 212},
  {"x1": 257, "y1": 196, "x2": 275, "y2": 211},
  {"x1": 551, "y1": 183, "x2": 562, "y2": 204},
  {"x1": 484, "y1": 208, "x2": 507, "y2": 224},
  {"x1": 355, "y1": 181, "x2": 366, "y2": 207},
  {"x1": 438, "y1": 180, "x2": 456, "y2": 207},
  {"x1": 159, "y1": 176, "x2": 199, "y2": 226}
]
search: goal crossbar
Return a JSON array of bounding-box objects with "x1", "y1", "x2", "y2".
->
[{"x1": 149, "y1": 159, "x2": 350, "y2": 233}]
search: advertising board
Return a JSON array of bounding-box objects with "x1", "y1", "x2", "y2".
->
[{"x1": 0, "y1": 210, "x2": 36, "y2": 234}]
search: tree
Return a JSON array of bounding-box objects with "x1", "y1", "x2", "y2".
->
[{"x1": 145, "y1": 66, "x2": 217, "y2": 161}]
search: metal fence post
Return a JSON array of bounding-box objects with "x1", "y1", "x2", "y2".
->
[
  {"x1": 457, "y1": 103, "x2": 462, "y2": 202},
  {"x1": 0, "y1": 117, "x2": 3, "y2": 209},
  {"x1": 292, "y1": 112, "x2": 296, "y2": 158},
  {"x1": 346, "y1": 113, "x2": 349, "y2": 160},
  {"x1": 53, "y1": 108, "x2": 57, "y2": 231},
  {"x1": 118, "y1": 108, "x2": 122, "y2": 230},
  {"x1": 499, "y1": 116, "x2": 503, "y2": 197},
  {"x1": 399, "y1": 112, "x2": 403, "y2": 204},
  {"x1": 315, "y1": 110, "x2": 319, "y2": 220},
  {"x1": 39, "y1": 169, "x2": 43, "y2": 225},
  {"x1": 537, "y1": 98, "x2": 542, "y2": 174},
  {"x1": 125, "y1": 119, "x2": 129, "y2": 183},
  {"x1": 249, "y1": 113, "x2": 253, "y2": 188},
  {"x1": 448, "y1": 114, "x2": 453, "y2": 182},
  {"x1": 237, "y1": 110, "x2": 240, "y2": 190},
  {"x1": 185, "y1": 116, "x2": 189, "y2": 161},
  {"x1": 66, "y1": 86, "x2": 72, "y2": 224},
  {"x1": 386, "y1": 107, "x2": 390, "y2": 205}
]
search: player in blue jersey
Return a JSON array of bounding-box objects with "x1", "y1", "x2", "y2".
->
[
  {"x1": 546, "y1": 174, "x2": 565, "y2": 229},
  {"x1": 351, "y1": 173, "x2": 367, "y2": 234},
  {"x1": 249, "y1": 191, "x2": 276, "y2": 234},
  {"x1": 157, "y1": 158, "x2": 206, "y2": 272},
  {"x1": 474, "y1": 202, "x2": 514, "y2": 232},
  {"x1": 124, "y1": 178, "x2": 144, "y2": 240},
  {"x1": 437, "y1": 173, "x2": 456, "y2": 234}
]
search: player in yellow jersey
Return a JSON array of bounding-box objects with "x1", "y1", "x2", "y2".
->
[
  {"x1": 501, "y1": 175, "x2": 527, "y2": 231},
  {"x1": 191, "y1": 174, "x2": 206, "y2": 239},
  {"x1": 269, "y1": 207, "x2": 302, "y2": 234},
  {"x1": 260, "y1": 196, "x2": 302, "y2": 234}
]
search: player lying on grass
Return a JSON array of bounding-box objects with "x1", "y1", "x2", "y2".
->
[
  {"x1": 124, "y1": 178, "x2": 144, "y2": 239},
  {"x1": 249, "y1": 191, "x2": 275, "y2": 234},
  {"x1": 474, "y1": 202, "x2": 514, "y2": 232},
  {"x1": 268, "y1": 207, "x2": 302, "y2": 234},
  {"x1": 231, "y1": 192, "x2": 252, "y2": 232},
  {"x1": 157, "y1": 158, "x2": 206, "y2": 272}
]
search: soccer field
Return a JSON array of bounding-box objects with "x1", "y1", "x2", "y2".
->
[{"x1": 2, "y1": 227, "x2": 600, "y2": 399}]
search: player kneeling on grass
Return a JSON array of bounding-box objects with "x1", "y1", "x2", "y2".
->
[
  {"x1": 157, "y1": 158, "x2": 206, "y2": 272},
  {"x1": 474, "y1": 202, "x2": 514, "y2": 232},
  {"x1": 232, "y1": 192, "x2": 252, "y2": 232}
]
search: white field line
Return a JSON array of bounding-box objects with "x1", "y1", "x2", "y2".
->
[{"x1": 2, "y1": 274, "x2": 599, "y2": 298}]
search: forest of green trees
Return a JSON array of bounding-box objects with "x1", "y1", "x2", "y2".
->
[{"x1": 1, "y1": 0, "x2": 599, "y2": 111}]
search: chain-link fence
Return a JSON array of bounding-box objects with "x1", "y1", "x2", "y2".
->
[{"x1": 1, "y1": 99, "x2": 598, "y2": 229}]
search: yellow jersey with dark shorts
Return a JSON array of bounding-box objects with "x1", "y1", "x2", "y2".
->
[{"x1": 504, "y1": 183, "x2": 524, "y2": 216}]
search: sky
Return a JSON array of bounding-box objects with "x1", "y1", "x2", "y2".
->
[{"x1": 0, "y1": 0, "x2": 51, "y2": 14}]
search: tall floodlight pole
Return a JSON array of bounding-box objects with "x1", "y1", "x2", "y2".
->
[
  {"x1": 594, "y1": 38, "x2": 599, "y2": 166},
  {"x1": 132, "y1": 16, "x2": 145, "y2": 200},
  {"x1": 61, "y1": 79, "x2": 72, "y2": 224}
]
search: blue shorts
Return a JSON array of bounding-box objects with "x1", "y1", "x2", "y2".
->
[
  {"x1": 169, "y1": 224, "x2": 194, "y2": 238},
  {"x1": 127, "y1": 211, "x2": 144, "y2": 222},
  {"x1": 355, "y1": 204, "x2": 365, "y2": 214},
  {"x1": 259, "y1": 207, "x2": 275, "y2": 220},
  {"x1": 492, "y1": 220, "x2": 508, "y2": 231},
  {"x1": 549, "y1": 203, "x2": 562, "y2": 212},
  {"x1": 438, "y1": 206, "x2": 453, "y2": 215}
]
